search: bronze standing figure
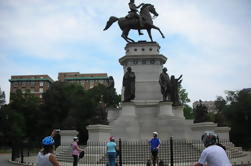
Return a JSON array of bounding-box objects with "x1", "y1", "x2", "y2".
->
[
  {"x1": 123, "y1": 67, "x2": 135, "y2": 102},
  {"x1": 159, "y1": 68, "x2": 171, "y2": 101}
]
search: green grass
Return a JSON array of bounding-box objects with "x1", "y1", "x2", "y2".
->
[{"x1": 0, "y1": 147, "x2": 11, "y2": 153}]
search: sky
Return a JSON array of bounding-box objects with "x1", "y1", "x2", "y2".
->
[{"x1": 0, "y1": 0, "x2": 251, "y2": 104}]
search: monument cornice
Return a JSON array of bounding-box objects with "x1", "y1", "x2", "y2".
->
[
  {"x1": 125, "y1": 41, "x2": 160, "y2": 48},
  {"x1": 119, "y1": 54, "x2": 167, "y2": 65}
]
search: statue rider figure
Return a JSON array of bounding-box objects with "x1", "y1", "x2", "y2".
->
[{"x1": 127, "y1": 0, "x2": 144, "y2": 35}]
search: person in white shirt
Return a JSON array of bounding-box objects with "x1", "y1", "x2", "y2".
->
[
  {"x1": 37, "y1": 136, "x2": 60, "y2": 166},
  {"x1": 193, "y1": 131, "x2": 232, "y2": 166}
]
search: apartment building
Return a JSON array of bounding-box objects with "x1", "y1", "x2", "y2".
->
[
  {"x1": 9, "y1": 75, "x2": 54, "y2": 99},
  {"x1": 58, "y1": 72, "x2": 109, "y2": 90}
]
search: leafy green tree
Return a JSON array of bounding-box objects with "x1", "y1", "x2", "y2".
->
[
  {"x1": 0, "y1": 88, "x2": 6, "y2": 108},
  {"x1": 178, "y1": 86, "x2": 194, "y2": 119},
  {"x1": 214, "y1": 96, "x2": 229, "y2": 126},
  {"x1": 179, "y1": 86, "x2": 191, "y2": 105},
  {"x1": 8, "y1": 90, "x2": 43, "y2": 144},
  {"x1": 226, "y1": 89, "x2": 251, "y2": 149},
  {"x1": 214, "y1": 89, "x2": 251, "y2": 149},
  {"x1": 42, "y1": 81, "x2": 93, "y2": 130},
  {"x1": 42, "y1": 82, "x2": 121, "y2": 144},
  {"x1": 183, "y1": 105, "x2": 194, "y2": 119}
]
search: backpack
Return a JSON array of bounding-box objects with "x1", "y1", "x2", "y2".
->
[{"x1": 79, "y1": 151, "x2": 85, "y2": 159}]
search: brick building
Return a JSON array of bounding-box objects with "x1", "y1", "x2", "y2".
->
[
  {"x1": 9, "y1": 75, "x2": 54, "y2": 99},
  {"x1": 58, "y1": 72, "x2": 109, "y2": 90}
]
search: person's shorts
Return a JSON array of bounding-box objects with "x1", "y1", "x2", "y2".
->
[{"x1": 151, "y1": 149, "x2": 158, "y2": 157}]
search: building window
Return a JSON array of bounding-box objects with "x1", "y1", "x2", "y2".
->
[
  {"x1": 31, "y1": 82, "x2": 35, "y2": 86},
  {"x1": 142, "y1": 60, "x2": 146, "y2": 64},
  {"x1": 13, "y1": 82, "x2": 18, "y2": 87},
  {"x1": 39, "y1": 94, "x2": 42, "y2": 99},
  {"x1": 31, "y1": 88, "x2": 35, "y2": 93},
  {"x1": 39, "y1": 88, "x2": 43, "y2": 93},
  {"x1": 90, "y1": 80, "x2": 94, "y2": 88},
  {"x1": 40, "y1": 82, "x2": 44, "y2": 86},
  {"x1": 22, "y1": 82, "x2": 26, "y2": 87}
]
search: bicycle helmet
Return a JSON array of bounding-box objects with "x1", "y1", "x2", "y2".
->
[
  {"x1": 109, "y1": 136, "x2": 115, "y2": 141},
  {"x1": 201, "y1": 131, "x2": 218, "y2": 147},
  {"x1": 153, "y1": 131, "x2": 158, "y2": 136},
  {"x1": 42, "y1": 136, "x2": 55, "y2": 146}
]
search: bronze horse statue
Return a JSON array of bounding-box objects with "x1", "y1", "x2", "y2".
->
[{"x1": 104, "y1": 4, "x2": 165, "y2": 43}]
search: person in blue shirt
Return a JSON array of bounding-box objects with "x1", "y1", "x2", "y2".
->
[
  {"x1": 149, "y1": 132, "x2": 161, "y2": 166},
  {"x1": 107, "y1": 136, "x2": 118, "y2": 166}
]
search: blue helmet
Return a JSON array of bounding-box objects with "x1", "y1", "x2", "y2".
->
[
  {"x1": 201, "y1": 131, "x2": 218, "y2": 147},
  {"x1": 42, "y1": 136, "x2": 55, "y2": 146}
]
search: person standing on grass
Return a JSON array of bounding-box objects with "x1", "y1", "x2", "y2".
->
[
  {"x1": 71, "y1": 137, "x2": 84, "y2": 166},
  {"x1": 149, "y1": 131, "x2": 161, "y2": 166}
]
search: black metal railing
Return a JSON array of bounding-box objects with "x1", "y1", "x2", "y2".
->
[{"x1": 12, "y1": 138, "x2": 247, "y2": 166}]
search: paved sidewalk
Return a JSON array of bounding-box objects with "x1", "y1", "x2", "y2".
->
[{"x1": 0, "y1": 153, "x2": 14, "y2": 166}]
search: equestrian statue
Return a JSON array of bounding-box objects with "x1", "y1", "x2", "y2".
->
[{"x1": 104, "y1": 0, "x2": 165, "y2": 43}]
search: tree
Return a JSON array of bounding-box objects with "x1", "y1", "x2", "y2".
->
[
  {"x1": 183, "y1": 105, "x2": 194, "y2": 119},
  {"x1": 0, "y1": 89, "x2": 44, "y2": 160},
  {"x1": 226, "y1": 89, "x2": 251, "y2": 149},
  {"x1": 0, "y1": 88, "x2": 6, "y2": 109},
  {"x1": 8, "y1": 90, "x2": 44, "y2": 145},
  {"x1": 214, "y1": 96, "x2": 228, "y2": 126},
  {"x1": 178, "y1": 86, "x2": 194, "y2": 119},
  {"x1": 42, "y1": 82, "x2": 121, "y2": 144},
  {"x1": 42, "y1": 81, "x2": 94, "y2": 130},
  {"x1": 179, "y1": 86, "x2": 191, "y2": 105},
  {"x1": 214, "y1": 89, "x2": 251, "y2": 149}
]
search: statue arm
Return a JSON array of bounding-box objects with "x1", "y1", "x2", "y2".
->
[
  {"x1": 136, "y1": 3, "x2": 144, "y2": 8},
  {"x1": 178, "y1": 74, "x2": 183, "y2": 80}
]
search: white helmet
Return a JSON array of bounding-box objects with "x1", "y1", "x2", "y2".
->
[
  {"x1": 153, "y1": 131, "x2": 158, "y2": 136},
  {"x1": 201, "y1": 131, "x2": 218, "y2": 147}
]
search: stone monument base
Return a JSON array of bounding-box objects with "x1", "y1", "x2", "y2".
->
[
  {"x1": 60, "y1": 130, "x2": 78, "y2": 146},
  {"x1": 109, "y1": 101, "x2": 190, "y2": 140},
  {"x1": 86, "y1": 124, "x2": 112, "y2": 143},
  {"x1": 159, "y1": 101, "x2": 174, "y2": 117},
  {"x1": 191, "y1": 122, "x2": 230, "y2": 140}
]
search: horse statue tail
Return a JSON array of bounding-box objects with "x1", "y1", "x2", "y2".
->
[{"x1": 103, "y1": 16, "x2": 118, "y2": 31}]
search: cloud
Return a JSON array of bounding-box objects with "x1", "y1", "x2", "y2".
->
[
  {"x1": 0, "y1": 0, "x2": 125, "y2": 60},
  {"x1": 0, "y1": 0, "x2": 250, "y2": 105}
]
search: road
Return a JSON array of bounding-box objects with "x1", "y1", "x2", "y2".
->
[{"x1": 0, "y1": 153, "x2": 13, "y2": 166}]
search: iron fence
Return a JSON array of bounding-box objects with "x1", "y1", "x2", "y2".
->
[{"x1": 12, "y1": 138, "x2": 248, "y2": 166}]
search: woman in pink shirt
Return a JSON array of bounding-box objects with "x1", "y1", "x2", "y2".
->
[{"x1": 71, "y1": 137, "x2": 84, "y2": 166}]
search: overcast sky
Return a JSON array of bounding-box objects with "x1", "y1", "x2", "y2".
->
[{"x1": 0, "y1": 0, "x2": 250, "y2": 104}]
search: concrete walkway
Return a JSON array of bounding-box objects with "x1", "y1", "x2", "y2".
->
[
  {"x1": 7, "y1": 152, "x2": 251, "y2": 166},
  {"x1": 0, "y1": 153, "x2": 14, "y2": 166}
]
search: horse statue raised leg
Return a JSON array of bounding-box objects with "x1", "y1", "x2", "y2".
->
[{"x1": 104, "y1": 4, "x2": 165, "y2": 43}]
